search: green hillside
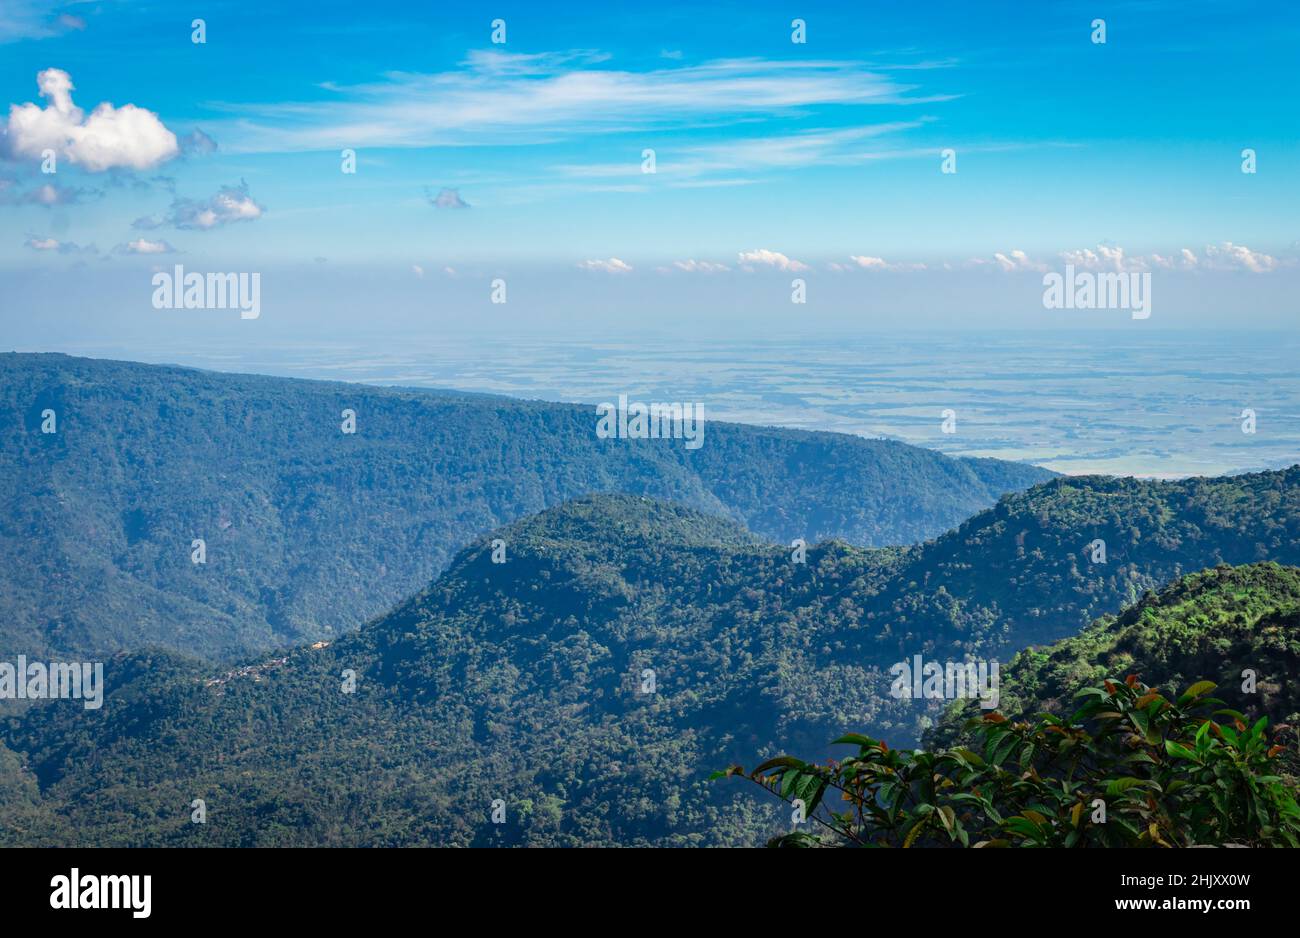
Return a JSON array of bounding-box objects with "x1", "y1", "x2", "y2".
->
[
  {"x1": 729, "y1": 562, "x2": 1300, "y2": 848},
  {"x1": 6, "y1": 472, "x2": 1300, "y2": 847},
  {"x1": 926, "y1": 561, "x2": 1300, "y2": 748},
  {"x1": 0, "y1": 352, "x2": 1051, "y2": 661}
]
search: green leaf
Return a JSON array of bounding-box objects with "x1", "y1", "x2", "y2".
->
[
  {"x1": 1179, "y1": 680, "x2": 1217, "y2": 703},
  {"x1": 1105, "y1": 777, "x2": 1148, "y2": 797}
]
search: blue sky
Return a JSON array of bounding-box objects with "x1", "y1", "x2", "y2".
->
[{"x1": 1, "y1": 0, "x2": 1297, "y2": 344}]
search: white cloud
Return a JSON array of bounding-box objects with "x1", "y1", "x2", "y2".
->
[
  {"x1": 0, "y1": 2, "x2": 86, "y2": 43},
  {"x1": 1059, "y1": 244, "x2": 1149, "y2": 272},
  {"x1": 1062, "y1": 243, "x2": 1280, "y2": 274},
  {"x1": 551, "y1": 123, "x2": 928, "y2": 187},
  {"x1": 992, "y1": 249, "x2": 1045, "y2": 273},
  {"x1": 840, "y1": 254, "x2": 927, "y2": 272},
  {"x1": 577, "y1": 257, "x2": 633, "y2": 274},
  {"x1": 1202, "y1": 242, "x2": 1277, "y2": 273},
  {"x1": 738, "y1": 248, "x2": 808, "y2": 272},
  {"x1": 207, "y1": 53, "x2": 942, "y2": 153},
  {"x1": 116, "y1": 237, "x2": 176, "y2": 254},
  {"x1": 412, "y1": 264, "x2": 425, "y2": 278},
  {"x1": 24, "y1": 234, "x2": 95, "y2": 254},
  {"x1": 672, "y1": 259, "x2": 729, "y2": 273},
  {"x1": 3, "y1": 69, "x2": 179, "y2": 171},
  {"x1": 135, "y1": 180, "x2": 263, "y2": 230}
]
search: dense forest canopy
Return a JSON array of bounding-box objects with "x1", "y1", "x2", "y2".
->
[
  {"x1": 0, "y1": 352, "x2": 1051, "y2": 662},
  {"x1": 5, "y1": 469, "x2": 1300, "y2": 847}
]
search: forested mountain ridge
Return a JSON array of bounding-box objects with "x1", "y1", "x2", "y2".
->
[
  {"x1": 6, "y1": 470, "x2": 1300, "y2": 847},
  {"x1": 861, "y1": 467, "x2": 1300, "y2": 652},
  {"x1": 732, "y1": 561, "x2": 1300, "y2": 849},
  {"x1": 0, "y1": 352, "x2": 1052, "y2": 661},
  {"x1": 925, "y1": 561, "x2": 1300, "y2": 750}
]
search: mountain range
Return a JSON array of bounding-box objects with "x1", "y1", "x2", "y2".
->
[
  {"x1": 1, "y1": 352, "x2": 1051, "y2": 662},
  {"x1": 5, "y1": 459, "x2": 1300, "y2": 846}
]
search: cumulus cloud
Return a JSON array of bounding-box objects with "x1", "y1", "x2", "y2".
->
[
  {"x1": 426, "y1": 186, "x2": 470, "y2": 209},
  {"x1": 115, "y1": 237, "x2": 176, "y2": 255},
  {"x1": 1061, "y1": 243, "x2": 1280, "y2": 274},
  {"x1": 1202, "y1": 242, "x2": 1278, "y2": 272},
  {"x1": 992, "y1": 249, "x2": 1046, "y2": 273},
  {"x1": 577, "y1": 257, "x2": 633, "y2": 274},
  {"x1": 135, "y1": 180, "x2": 264, "y2": 231},
  {"x1": 671, "y1": 259, "x2": 729, "y2": 273},
  {"x1": 1059, "y1": 244, "x2": 1149, "y2": 272},
  {"x1": 833, "y1": 254, "x2": 928, "y2": 272},
  {"x1": 24, "y1": 235, "x2": 96, "y2": 254},
  {"x1": 737, "y1": 248, "x2": 808, "y2": 272},
  {"x1": 1149, "y1": 248, "x2": 1200, "y2": 271},
  {"x1": 3, "y1": 69, "x2": 179, "y2": 171}
]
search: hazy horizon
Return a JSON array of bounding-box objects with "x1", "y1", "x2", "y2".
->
[{"x1": 12, "y1": 327, "x2": 1297, "y2": 480}]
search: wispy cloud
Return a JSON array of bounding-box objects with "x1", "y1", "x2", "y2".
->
[
  {"x1": 0, "y1": 179, "x2": 96, "y2": 206},
  {"x1": 209, "y1": 52, "x2": 949, "y2": 153},
  {"x1": 425, "y1": 186, "x2": 470, "y2": 209},
  {"x1": 0, "y1": 2, "x2": 88, "y2": 43},
  {"x1": 551, "y1": 122, "x2": 930, "y2": 184}
]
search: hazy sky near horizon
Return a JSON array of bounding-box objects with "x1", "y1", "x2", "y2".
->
[{"x1": 1, "y1": 0, "x2": 1298, "y2": 343}]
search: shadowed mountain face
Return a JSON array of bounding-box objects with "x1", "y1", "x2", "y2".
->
[
  {"x1": 0, "y1": 352, "x2": 1052, "y2": 662},
  {"x1": 6, "y1": 471, "x2": 1300, "y2": 847}
]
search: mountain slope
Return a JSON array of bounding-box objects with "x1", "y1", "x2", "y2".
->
[
  {"x1": 933, "y1": 562, "x2": 1300, "y2": 739},
  {"x1": 6, "y1": 471, "x2": 1300, "y2": 847},
  {"x1": 0, "y1": 352, "x2": 1052, "y2": 661}
]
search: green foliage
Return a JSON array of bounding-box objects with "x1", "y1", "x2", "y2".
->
[
  {"x1": 7, "y1": 485, "x2": 1300, "y2": 846},
  {"x1": 925, "y1": 562, "x2": 1300, "y2": 752},
  {"x1": 723, "y1": 674, "x2": 1300, "y2": 848},
  {"x1": 0, "y1": 352, "x2": 1052, "y2": 662}
]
